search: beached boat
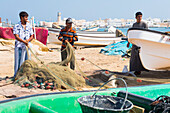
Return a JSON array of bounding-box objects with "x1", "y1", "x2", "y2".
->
[
  {"x1": 0, "y1": 84, "x2": 169, "y2": 113},
  {"x1": 84, "y1": 27, "x2": 99, "y2": 31},
  {"x1": 127, "y1": 28, "x2": 170, "y2": 70},
  {"x1": 48, "y1": 28, "x2": 122, "y2": 46}
]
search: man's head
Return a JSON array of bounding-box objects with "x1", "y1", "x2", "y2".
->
[
  {"x1": 135, "y1": 12, "x2": 142, "y2": 23},
  {"x1": 19, "y1": 11, "x2": 28, "y2": 23},
  {"x1": 66, "y1": 18, "x2": 73, "y2": 28}
]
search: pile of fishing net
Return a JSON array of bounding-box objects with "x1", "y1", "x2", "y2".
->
[{"x1": 14, "y1": 42, "x2": 87, "y2": 90}]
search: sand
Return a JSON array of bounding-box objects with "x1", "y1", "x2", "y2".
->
[{"x1": 0, "y1": 42, "x2": 170, "y2": 101}]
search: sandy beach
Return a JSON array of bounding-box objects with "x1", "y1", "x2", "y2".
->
[{"x1": 0, "y1": 40, "x2": 170, "y2": 101}]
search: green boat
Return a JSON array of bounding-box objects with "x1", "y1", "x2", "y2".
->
[{"x1": 0, "y1": 84, "x2": 169, "y2": 113}]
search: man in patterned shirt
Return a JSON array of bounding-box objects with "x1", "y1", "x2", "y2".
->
[
  {"x1": 58, "y1": 18, "x2": 78, "y2": 70},
  {"x1": 13, "y1": 11, "x2": 34, "y2": 78}
]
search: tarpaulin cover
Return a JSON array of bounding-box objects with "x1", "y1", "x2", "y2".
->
[
  {"x1": 0, "y1": 27, "x2": 48, "y2": 45},
  {"x1": 0, "y1": 27, "x2": 15, "y2": 39},
  {"x1": 100, "y1": 41, "x2": 132, "y2": 55},
  {"x1": 35, "y1": 27, "x2": 48, "y2": 45}
]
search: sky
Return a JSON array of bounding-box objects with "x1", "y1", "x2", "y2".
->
[{"x1": 1, "y1": 0, "x2": 170, "y2": 23}]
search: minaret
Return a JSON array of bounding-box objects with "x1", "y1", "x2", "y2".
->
[{"x1": 57, "y1": 12, "x2": 61, "y2": 23}]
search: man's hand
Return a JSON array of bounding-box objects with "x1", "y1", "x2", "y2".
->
[
  {"x1": 65, "y1": 39, "x2": 69, "y2": 43},
  {"x1": 25, "y1": 39, "x2": 29, "y2": 43},
  {"x1": 23, "y1": 40, "x2": 28, "y2": 46}
]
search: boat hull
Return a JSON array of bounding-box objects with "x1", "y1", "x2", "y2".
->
[
  {"x1": 48, "y1": 28, "x2": 121, "y2": 46},
  {"x1": 0, "y1": 84, "x2": 169, "y2": 113},
  {"x1": 128, "y1": 28, "x2": 170, "y2": 70}
]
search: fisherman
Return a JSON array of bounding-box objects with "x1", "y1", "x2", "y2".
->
[
  {"x1": 58, "y1": 18, "x2": 78, "y2": 70},
  {"x1": 127, "y1": 12, "x2": 148, "y2": 75},
  {"x1": 13, "y1": 11, "x2": 34, "y2": 78}
]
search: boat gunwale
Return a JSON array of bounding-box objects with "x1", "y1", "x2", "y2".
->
[
  {"x1": 128, "y1": 28, "x2": 170, "y2": 36},
  {"x1": 48, "y1": 28, "x2": 116, "y2": 34},
  {"x1": 0, "y1": 89, "x2": 110, "y2": 104},
  {"x1": 48, "y1": 32, "x2": 118, "y2": 38},
  {"x1": 0, "y1": 84, "x2": 169, "y2": 104}
]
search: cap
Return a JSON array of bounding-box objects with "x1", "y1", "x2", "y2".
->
[{"x1": 66, "y1": 18, "x2": 73, "y2": 24}]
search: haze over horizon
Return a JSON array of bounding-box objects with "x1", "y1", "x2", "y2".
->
[{"x1": 1, "y1": 0, "x2": 170, "y2": 23}]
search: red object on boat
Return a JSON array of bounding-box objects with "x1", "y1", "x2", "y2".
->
[{"x1": 0, "y1": 27, "x2": 48, "y2": 45}]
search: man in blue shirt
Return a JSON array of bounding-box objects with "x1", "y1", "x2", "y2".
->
[{"x1": 13, "y1": 11, "x2": 34, "y2": 78}]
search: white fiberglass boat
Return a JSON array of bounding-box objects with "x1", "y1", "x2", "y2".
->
[
  {"x1": 128, "y1": 28, "x2": 170, "y2": 70},
  {"x1": 48, "y1": 28, "x2": 122, "y2": 46}
]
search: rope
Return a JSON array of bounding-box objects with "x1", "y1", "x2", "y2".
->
[
  {"x1": 0, "y1": 82, "x2": 13, "y2": 87},
  {"x1": 75, "y1": 60, "x2": 111, "y2": 88},
  {"x1": 80, "y1": 58, "x2": 170, "y2": 83},
  {"x1": 85, "y1": 58, "x2": 103, "y2": 70}
]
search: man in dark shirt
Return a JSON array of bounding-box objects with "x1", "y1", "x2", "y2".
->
[
  {"x1": 132, "y1": 12, "x2": 148, "y2": 28},
  {"x1": 58, "y1": 18, "x2": 78, "y2": 70},
  {"x1": 127, "y1": 12, "x2": 148, "y2": 75}
]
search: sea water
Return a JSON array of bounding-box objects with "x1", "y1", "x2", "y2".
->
[{"x1": 98, "y1": 27, "x2": 170, "y2": 36}]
